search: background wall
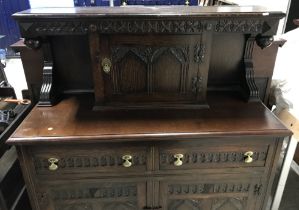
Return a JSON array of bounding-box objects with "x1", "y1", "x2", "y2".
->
[{"x1": 29, "y1": 0, "x2": 74, "y2": 8}]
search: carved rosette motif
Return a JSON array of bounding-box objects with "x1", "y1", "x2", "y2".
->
[
  {"x1": 160, "y1": 151, "x2": 267, "y2": 166},
  {"x1": 191, "y1": 76, "x2": 203, "y2": 94},
  {"x1": 194, "y1": 44, "x2": 205, "y2": 64},
  {"x1": 34, "y1": 154, "x2": 146, "y2": 172},
  {"x1": 24, "y1": 38, "x2": 41, "y2": 49},
  {"x1": 254, "y1": 184, "x2": 263, "y2": 196}
]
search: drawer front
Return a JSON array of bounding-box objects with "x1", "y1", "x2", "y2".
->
[
  {"x1": 158, "y1": 138, "x2": 274, "y2": 171},
  {"x1": 30, "y1": 144, "x2": 150, "y2": 176},
  {"x1": 158, "y1": 174, "x2": 264, "y2": 210},
  {"x1": 34, "y1": 179, "x2": 147, "y2": 210}
]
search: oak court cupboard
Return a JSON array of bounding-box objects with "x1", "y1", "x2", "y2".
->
[{"x1": 7, "y1": 6, "x2": 292, "y2": 210}]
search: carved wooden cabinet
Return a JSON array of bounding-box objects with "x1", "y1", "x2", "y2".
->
[{"x1": 8, "y1": 6, "x2": 291, "y2": 210}]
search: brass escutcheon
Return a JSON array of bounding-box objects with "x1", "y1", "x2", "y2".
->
[
  {"x1": 101, "y1": 58, "x2": 112, "y2": 73},
  {"x1": 244, "y1": 151, "x2": 254, "y2": 163},
  {"x1": 174, "y1": 154, "x2": 184, "y2": 166},
  {"x1": 122, "y1": 155, "x2": 132, "y2": 168},
  {"x1": 48, "y1": 158, "x2": 59, "y2": 171}
]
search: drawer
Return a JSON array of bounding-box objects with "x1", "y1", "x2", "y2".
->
[
  {"x1": 29, "y1": 144, "x2": 150, "y2": 176},
  {"x1": 34, "y1": 179, "x2": 147, "y2": 210},
  {"x1": 158, "y1": 139, "x2": 273, "y2": 171}
]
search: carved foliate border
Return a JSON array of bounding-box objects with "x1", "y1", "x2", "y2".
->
[
  {"x1": 168, "y1": 183, "x2": 251, "y2": 195},
  {"x1": 19, "y1": 18, "x2": 266, "y2": 36}
]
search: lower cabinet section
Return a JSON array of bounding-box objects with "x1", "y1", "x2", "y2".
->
[
  {"x1": 34, "y1": 175, "x2": 264, "y2": 210},
  {"x1": 18, "y1": 137, "x2": 282, "y2": 210}
]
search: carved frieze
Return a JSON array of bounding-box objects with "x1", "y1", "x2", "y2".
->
[
  {"x1": 160, "y1": 151, "x2": 267, "y2": 166},
  {"x1": 56, "y1": 202, "x2": 137, "y2": 210},
  {"x1": 168, "y1": 183, "x2": 250, "y2": 195},
  {"x1": 52, "y1": 185, "x2": 137, "y2": 200},
  {"x1": 215, "y1": 19, "x2": 263, "y2": 33},
  {"x1": 20, "y1": 20, "x2": 206, "y2": 35},
  {"x1": 19, "y1": 18, "x2": 267, "y2": 36}
]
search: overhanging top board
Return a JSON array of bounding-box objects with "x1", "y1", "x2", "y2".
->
[{"x1": 13, "y1": 6, "x2": 285, "y2": 19}]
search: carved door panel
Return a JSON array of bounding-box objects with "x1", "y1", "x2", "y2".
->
[
  {"x1": 91, "y1": 34, "x2": 211, "y2": 108},
  {"x1": 35, "y1": 179, "x2": 147, "y2": 210},
  {"x1": 158, "y1": 176, "x2": 264, "y2": 210}
]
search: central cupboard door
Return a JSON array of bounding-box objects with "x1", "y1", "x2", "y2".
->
[{"x1": 91, "y1": 34, "x2": 210, "y2": 107}]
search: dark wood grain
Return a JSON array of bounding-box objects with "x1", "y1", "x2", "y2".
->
[
  {"x1": 7, "y1": 94, "x2": 290, "y2": 144},
  {"x1": 12, "y1": 6, "x2": 285, "y2": 108},
  {"x1": 12, "y1": 6, "x2": 285, "y2": 19},
  {"x1": 9, "y1": 6, "x2": 291, "y2": 210}
]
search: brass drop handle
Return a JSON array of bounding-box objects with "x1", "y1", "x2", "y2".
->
[
  {"x1": 122, "y1": 155, "x2": 132, "y2": 168},
  {"x1": 48, "y1": 158, "x2": 59, "y2": 171},
  {"x1": 101, "y1": 58, "x2": 112, "y2": 73},
  {"x1": 244, "y1": 151, "x2": 254, "y2": 163},
  {"x1": 174, "y1": 154, "x2": 184, "y2": 166}
]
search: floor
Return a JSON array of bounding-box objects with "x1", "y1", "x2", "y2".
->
[{"x1": 279, "y1": 165, "x2": 299, "y2": 210}]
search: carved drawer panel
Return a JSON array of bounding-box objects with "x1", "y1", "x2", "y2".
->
[
  {"x1": 35, "y1": 179, "x2": 146, "y2": 210},
  {"x1": 158, "y1": 139, "x2": 273, "y2": 171},
  {"x1": 29, "y1": 144, "x2": 149, "y2": 176},
  {"x1": 158, "y1": 175, "x2": 264, "y2": 210}
]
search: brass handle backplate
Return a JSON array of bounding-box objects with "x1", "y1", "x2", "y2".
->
[
  {"x1": 48, "y1": 158, "x2": 59, "y2": 171},
  {"x1": 101, "y1": 58, "x2": 111, "y2": 73},
  {"x1": 122, "y1": 155, "x2": 132, "y2": 168},
  {"x1": 174, "y1": 154, "x2": 184, "y2": 166},
  {"x1": 244, "y1": 151, "x2": 254, "y2": 163}
]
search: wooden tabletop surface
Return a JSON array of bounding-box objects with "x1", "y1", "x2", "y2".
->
[
  {"x1": 8, "y1": 94, "x2": 291, "y2": 145},
  {"x1": 13, "y1": 6, "x2": 285, "y2": 19}
]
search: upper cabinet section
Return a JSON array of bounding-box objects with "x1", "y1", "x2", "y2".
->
[{"x1": 12, "y1": 6, "x2": 285, "y2": 109}]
